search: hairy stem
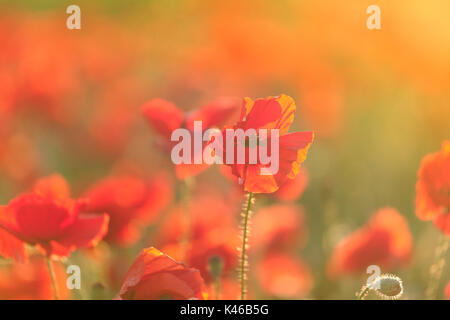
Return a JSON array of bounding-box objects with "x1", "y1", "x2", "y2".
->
[
  {"x1": 358, "y1": 286, "x2": 370, "y2": 300},
  {"x1": 239, "y1": 192, "x2": 254, "y2": 300}
]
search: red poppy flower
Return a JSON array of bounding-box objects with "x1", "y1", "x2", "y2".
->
[
  {"x1": 119, "y1": 247, "x2": 206, "y2": 300},
  {"x1": 142, "y1": 98, "x2": 184, "y2": 140},
  {"x1": 187, "y1": 228, "x2": 239, "y2": 282},
  {"x1": 0, "y1": 256, "x2": 70, "y2": 300},
  {"x1": 257, "y1": 252, "x2": 313, "y2": 298},
  {"x1": 251, "y1": 204, "x2": 307, "y2": 251},
  {"x1": 327, "y1": 208, "x2": 412, "y2": 278},
  {"x1": 154, "y1": 192, "x2": 236, "y2": 247},
  {"x1": 0, "y1": 174, "x2": 109, "y2": 259},
  {"x1": 83, "y1": 173, "x2": 172, "y2": 246},
  {"x1": 416, "y1": 141, "x2": 450, "y2": 235},
  {"x1": 221, "y1": 94, "x2": 314, "y2": 193},
  {"x1": 0, "y1": 227, "x2": 26, "y2": 262},
  {"x1": 142, "y1": 97, "x2": 239, "y2": 179}
]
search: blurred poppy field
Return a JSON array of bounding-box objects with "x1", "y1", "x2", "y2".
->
[{"x1": 0, "y1": 0, "x2": 449, "y2": 300}]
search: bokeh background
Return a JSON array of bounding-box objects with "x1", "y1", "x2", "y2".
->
[{"x1": 0, "y1": 0, "x2": 449, "y2": 299}]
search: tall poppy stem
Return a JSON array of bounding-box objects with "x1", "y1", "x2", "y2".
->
[
  {"x1": 358, "y1": 285, "x2": 370, "y2": 300},
  {"x1": 239, "y1": 192, "x2": 254, "y2": 300},
  {"x1": 46, "y1": 257, "x2": 59, "y2": 300}
]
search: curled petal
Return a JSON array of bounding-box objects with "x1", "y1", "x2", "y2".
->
[{"x1": 120, "y1": 247, "x2": 206, "y2": 300}]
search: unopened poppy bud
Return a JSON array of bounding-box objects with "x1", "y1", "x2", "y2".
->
[
  {"x1": 361, "y1": 274, "x2": 403, "y2": 300},
  {"x1": 373, "y1": 274, "x2": 403, "y2": 300}
]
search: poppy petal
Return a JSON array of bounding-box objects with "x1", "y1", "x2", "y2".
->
[
  {"x1": 327, "y1": 208, "x2": 412, "y2": 277},
  {"x1": 142, "y1": 98, "x2": 184, "y2": 138},
  {"x1": 244, "y1": 94, "x2": 296, "y2": 135},
  {"x1": 434, "y1": 213, "x2": 450, "y2": 236},
  {"x1": 244, "y1": 97, "x2": 282, "y2": 131},
  {"x1": 120, "y1": 247, "x2": 206, "y2": 300},
  {"x1": 0, "y1": 194, "x2": 78, "y2": 243},
  {"x1": 279, "y1": 131, "x2": 314, "y2": 179},
  {"x1": 56, "y1": 213, "x2": 109, "y2": 249},
  {"x1": 32, "y1": 174, "x2": 71, "y2": 200},
  {"x1": 185, "y1": 97, "x2": 240, "y2": 131},
  {"x1": 0, "y1": 226, "x2": 27, "y2": 263},
  {"x1": 244, "y1": 165, "x2": 278, "y2": 193}
]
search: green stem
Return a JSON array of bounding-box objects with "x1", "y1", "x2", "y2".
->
[
  {"x1": 46, "y1": 257, "x2": 59, "y2": 300},
  {"x1": 240, "y1": 192, "x2": 253, "y2": 300},
  {"x1": 358, "y1": 286, "x2": 370, "y2": 300}
]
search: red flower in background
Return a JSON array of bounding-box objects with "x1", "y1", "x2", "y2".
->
[
  {"x1": 153, "y1": 193, "x2": 239, "y2": 281},
  {"x1": 327, "y1": 208, "x2": 412, "y2": 278},
  {"x1": 119, "y1": 247, "x2": 206, "y2": 300},
  {"x1": 251, "y1": 204, "x2": 307, "y2": 251},
  {"x1": 416, "y1": 141, "x2": 450, "y2": 235},
  {"x1": 187, "y1": 228, "x2": 239, "y2": 282},
  {"x1": 222, "y1": 94, "x2": 313, "y2": 193},
  {"x1": 142, "y1": 97, "x2": 239, "y2": 179},
  {"x1": 87, "y1": 79, "x2": 143, "y2": 156},
  {"x1": 83, "y1": 172, "x2": 172, "y2": 246},
  {"x1": 0, "y1": 13, "x2": 140, "y2": 125},
  {"x1": 257, "y1": 252, "x2": 313, "y2": 299},
  {"x1": 142, "y1": 98, "x2": 184, "y2": 141},
  {"x1": 0, "y1": 174, "x2": 109, "y2": 260}
]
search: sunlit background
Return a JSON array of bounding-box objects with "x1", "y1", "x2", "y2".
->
[{"x1": 0, "y1": 0, "x2": 449, "y2": 299}]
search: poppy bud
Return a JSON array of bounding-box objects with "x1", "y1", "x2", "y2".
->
[
  {"x1": 360, "y1": 274, "x2": 403, "y2": 300},
  {"x1": 372, "y1": 274, "x2": 403, "y2": 299}
]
